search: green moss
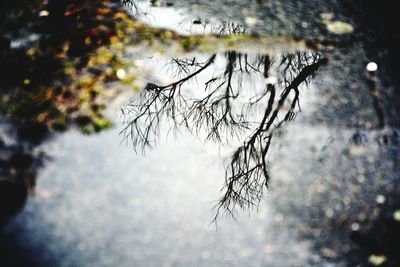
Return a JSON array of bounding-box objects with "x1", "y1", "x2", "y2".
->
[
  {"x1": 80, "y1": 123, "x2": 96, "y2": 135},
  {"x1": 92, "y1": 116, "x2": 113, "y2": 131},
  {"x1": 120, "y1": 74, "x2": 136, "y2": 84},
  {"x1": 79, "y1": 116, "x2": 112, "y2": 134},
  {"x1": 51, "y1": 115, "x2": 69, "y2": 131}
]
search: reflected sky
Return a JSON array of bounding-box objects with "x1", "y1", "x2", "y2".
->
[
  {"x1": 122, "y1": 50, "x2": 326, "y2": 219},
  {"x1": 129, "y1": 1, "x2": 247, "y2": 35}
]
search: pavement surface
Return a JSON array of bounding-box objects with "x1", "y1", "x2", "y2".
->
[{"x1": 1, "y1": 0, "x2": 400, "y2": 266}]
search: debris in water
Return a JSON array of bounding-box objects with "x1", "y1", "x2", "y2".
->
[
  {"x1": 393, "y1": 210, "x2": 400, "y2": 221},
  {"x1": 38, "y1": 10, "x2": 50, "y2": 17},
  {"x1": 245, "y1": 17, "x2": 258, "y2": 26},
  {"x1": 325, "y1": 208, "x2": 334, "y2": 218},
  {"x1": 116, "y1": 69, "x2": 127, "y2": 80},
  {"x1": 366, "y1": 62, "x2": 378, "y2": 72},
  {"x1": 368, "y1": 255, "x2": 387, "y2": 265},
  {"x1": 375, "y1": 195, "x2": 385, "y2": 204},
  {"x1": 351, "y1": 222, "x2": 360, "y2": 231},
  {"x1": 320, "y1": 13, "x2": 334, "y2": 22},
  {"x1": 326, "y1": 21, "x2": 354, "y2": 34}
]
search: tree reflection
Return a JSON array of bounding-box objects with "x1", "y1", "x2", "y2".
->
[{"x1": 122, "y1": 50, "x2": 327, "y2": 219}]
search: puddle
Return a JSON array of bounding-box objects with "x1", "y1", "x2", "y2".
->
[{"x1": 2, "y1": 1, "x2": 400, "y2": 266}]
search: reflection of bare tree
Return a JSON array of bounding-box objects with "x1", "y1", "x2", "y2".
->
[
  {"x1": 121, "y1": 0, "x2": 246, "y2": 36},
  {"x1": 122, "y1": 50, "x2": 326, "y2": 219},
  {"x1": 191, "y1": 21, "x2": 246, "y2": 35},
  {"x1": 121, "y1": 0, "x2": 139, "y2": 11}
]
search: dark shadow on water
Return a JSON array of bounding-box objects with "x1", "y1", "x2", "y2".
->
[
  {"x1": 0, "y1": 228, "x2": 57, "y2": 267},
  {"x1": 0, "y1": 122, "x2": 46, "y2": 226}
]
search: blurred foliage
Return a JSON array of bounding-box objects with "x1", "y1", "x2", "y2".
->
[
  {"x1": 0, "y1": 0, "x2": 141, "y2": 225},
  {"x1": 0, "y1": 0, "x2": 140, "y2": 136}
]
